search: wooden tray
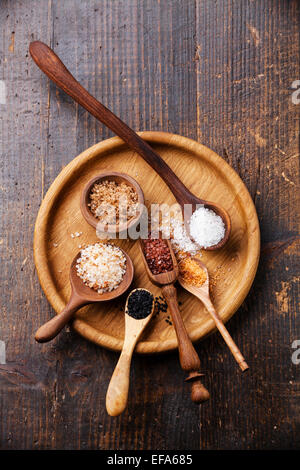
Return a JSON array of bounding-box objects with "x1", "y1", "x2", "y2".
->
[{"x1": 34, "y1": 132, "x2": 260, "y2": 353}]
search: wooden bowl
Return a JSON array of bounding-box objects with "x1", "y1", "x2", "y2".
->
[
  {"x1": 33, "y1": 132, "x2": 260, "y2": 354},
  {"x1": 80, "y1": 171, "x2": 145, "y2": 235}
]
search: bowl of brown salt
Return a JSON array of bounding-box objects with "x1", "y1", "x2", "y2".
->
[{"x1": 80, "y1": 172, "x2": 145, "y2": 235}]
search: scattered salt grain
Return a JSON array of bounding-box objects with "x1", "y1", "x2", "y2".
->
[
  {"x1": 71, "y1": 231, "x2": 82, "y2": 239},
  {"x1": 169, "y1": 218, "x2": 200, "y2": 256},
  {"x1": 189, "y1": 206, "x2": 225, "y2": 249},
  {"x1": 160, "y1": 214, "x2": 201, "y2": 258},
  {"x1": 76, "y1": 243, "x2": 126, "y2": 294}
]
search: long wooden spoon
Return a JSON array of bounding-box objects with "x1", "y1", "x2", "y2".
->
[
  {"x1": 29, "y1": 41, "x2": 230, "y2": 250},
  {"x1": 178, "y1": 257, "x2": 248, "y2": 371},
  {"x1": 106, "y1": 288, "x2": 154, "y2": 417},
  {"x1": 35, "y1": 248, "x2": 134, "y2": 343},
  {"x1": 139, "y1": 239, "x2": 210, "y2": 403}
]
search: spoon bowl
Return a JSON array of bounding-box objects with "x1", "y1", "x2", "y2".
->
[
  {"x1": 35, "y1": 246, "x2": 134, "y2": 343},
  {"x1": 69, "y1": 247, "x2": 134, "y2": 302},
  {"x1": 181, "y1": 199, "x2": 231, "y2": 251}
]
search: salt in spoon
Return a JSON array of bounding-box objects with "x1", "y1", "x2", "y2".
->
[
  {"x1": 35, "y1": 249, "x2": 134, "y2": 343},
  {"x1": 106, "y1": 288, "x2": 154, "y2": 417},
  {"x1": 178, "y1": 257, "x2": 249, "y2": 371}
]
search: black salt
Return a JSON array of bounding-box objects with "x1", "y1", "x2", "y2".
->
[{"x1": 127, "y1": 289, "x2": 154, "y2": 319}]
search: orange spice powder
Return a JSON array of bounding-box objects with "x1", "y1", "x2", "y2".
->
[{"x1": 179, "y1": 257, "x2": 207, "y2": 287}]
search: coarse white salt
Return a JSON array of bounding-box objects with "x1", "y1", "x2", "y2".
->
[
  {"x1": 189, "y1": 206, "x2": 225, "y2": 248},
  {"x1": 169, "y1": 218, "x2": 200, "y2": 256},
  {"x1": 76, "y1": 243, "x2": 126, "y2": 294},
  {"x1": 160, "y1": 214, "x2": 201, "y2": 258}
]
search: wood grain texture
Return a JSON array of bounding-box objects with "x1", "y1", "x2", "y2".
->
[{"x1": 0, "y1": 0, "x2": 299, "y2": 451}]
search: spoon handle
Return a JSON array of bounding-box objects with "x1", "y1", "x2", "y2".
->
[
  {"x1": 29, "y1": 41, "x2": 195, "y2": 206},
  {"x1": 161, "y1": 284, "x2": 210, "y2": 403},
  {"x1": 201, "y1": 296, "x2": 249, "y2": 371},
  {"x1": 35, "y1": 295, "x2": 84, "y2": 343},
  {"x1": 106, "y1": 344, "x2": 135, "y2": 417}
]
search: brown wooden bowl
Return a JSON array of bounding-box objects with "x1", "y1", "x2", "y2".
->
[
  {"x1": 80, "y1": 171, "x2": 145, "y2": 235},
  {"x1": 33, "y1": 132, "x2": 260, "y2": 354}
]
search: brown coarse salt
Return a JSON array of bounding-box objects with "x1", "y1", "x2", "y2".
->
[{"x1": 88, "y1": 180, "x2": 139, "y2": 225}]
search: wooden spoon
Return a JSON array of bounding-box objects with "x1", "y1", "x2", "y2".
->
[
  {"x1": 139, "y1": 238, "x2": 210, "y2": 403},
  {"x1": 29, "y1": 41, "x2": 230, "y2": 250},
  {"x1": 35, "y1": 248, "x2": 134, "y2": 343},
  {"x1": 178, "y1": 257, "x2": 249, "y2": 371},
  {"x1": 106, "y1": 288, "x2": 154, "y2": 417}
]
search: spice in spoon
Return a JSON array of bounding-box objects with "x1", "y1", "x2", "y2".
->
[
  {"x1": 88, "y1": 180, "x2": 139, "y2": 224},
  {"x1": 76, "y1": 242, "x2": 126, "y2": 293},
  {"x1": 143, "y1": 238, "x2": 173, "y2": 275},
  {"x1": 127, "y1": 289, "x2": 154, "y2": 319},
  {"x1": 179, "y1": 257, "x2": 207, "y2": 287}
]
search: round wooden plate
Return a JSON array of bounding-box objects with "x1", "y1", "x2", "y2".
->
[{"x1": 34, "y1": 132, "x2": 260, "y2": 354}]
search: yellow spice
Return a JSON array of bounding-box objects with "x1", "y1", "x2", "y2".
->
[{"x1": 179, "y1": 257, "x2": 207, "y2": 286}]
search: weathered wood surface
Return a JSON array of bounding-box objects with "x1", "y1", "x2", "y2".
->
[{"x1": 0, "y1": 0, "x2": 299, "y2": 450}]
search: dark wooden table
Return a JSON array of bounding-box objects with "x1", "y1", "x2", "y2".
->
[{"x1": 0, "y1": 0, "x2": 299, "y2": 450}]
